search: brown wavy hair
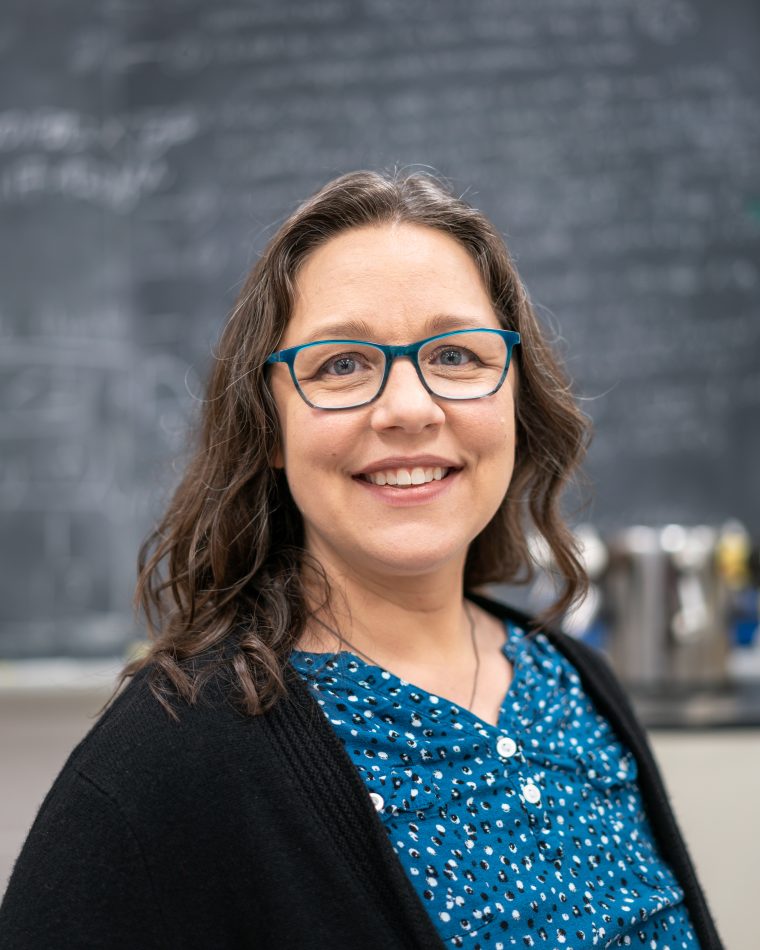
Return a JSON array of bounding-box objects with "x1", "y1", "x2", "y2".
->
[{"x1": 116, "y1": 167, "x2": 592, "y2": 718}]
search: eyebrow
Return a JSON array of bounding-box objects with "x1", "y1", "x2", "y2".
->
[{"x1": 299, "y1": 313, "x2": 491, "y2": 345}]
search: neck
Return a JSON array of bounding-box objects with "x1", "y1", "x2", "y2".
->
[{"x1": 299, "y1": 545, "x2": 473, "y2": 670}]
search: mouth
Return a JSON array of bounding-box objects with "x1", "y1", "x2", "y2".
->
[{"x1": 353, "y1": 465, "x2": 460, "y2": 489}]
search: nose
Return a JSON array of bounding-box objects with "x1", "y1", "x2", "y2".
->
[{"x1": 369, "y1": 355, "x2": 445, "y2": 433}]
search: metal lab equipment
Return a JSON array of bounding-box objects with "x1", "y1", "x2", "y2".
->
[{"x1": 603, "y1": 525, "x2": 730, "y2": 688}]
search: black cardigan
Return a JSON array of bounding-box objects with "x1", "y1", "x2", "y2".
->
[{"x1": 0, "y1": 594, "x2": 724, "y2": 949}]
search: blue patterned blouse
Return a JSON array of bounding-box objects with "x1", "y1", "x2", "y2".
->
[{"x1": 290, "y1": 619, "x2": 700, "y2": 949}]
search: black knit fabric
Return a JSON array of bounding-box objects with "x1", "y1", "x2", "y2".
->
[{"x1": 0, "y1": 594, "x2": 724, "y2": 949}]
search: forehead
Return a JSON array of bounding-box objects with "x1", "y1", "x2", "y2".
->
[{"x1": 282, "y1": 222, "x2": 499, "y2": 345}]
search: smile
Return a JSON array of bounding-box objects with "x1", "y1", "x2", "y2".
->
[
  {"x1": 359, "y1": 466, "x2": 451, "y2": 487},
  {"x1": 352, "y1": 467, "x2": 461, "y2": 506}
]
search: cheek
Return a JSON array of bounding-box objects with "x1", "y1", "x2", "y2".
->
[
  {"x1": 490, "y1": 417, "x2": 517, "y2": 475},
  {"x1": 470, "y1": 402, "x2": 517, "y2": 498},
  {"x1": 470, "y1": 392, "x2": 516, "y2": 453},
  {"x1": 279, "y1": 408, "x2": 354, "y2": 479},
  {"x1": 273, "y1": 369, "x2": 343, "y2": 468}
]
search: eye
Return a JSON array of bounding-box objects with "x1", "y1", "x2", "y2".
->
[
  {"x1": 318, "y1": 352, "x2": 368, "y2": 376},
  {"x1": 429, "y1": 345, "x2": 479, "y2": 366}
]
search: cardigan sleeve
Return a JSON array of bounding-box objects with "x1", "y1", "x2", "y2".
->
[{"x1": 0, "y1": 766, "x2": 166, "y2": 949}]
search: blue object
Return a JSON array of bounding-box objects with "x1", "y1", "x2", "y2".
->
[
  {"x1": 266, "y1": 328, "x2": 521, "y2": 409},
  {"x1": 734, "y1": 618, "x2": 758, "y2": 648},
  {"x1": 291, "y1": 620, "x2": 698, "y2": 948},
  {"x1": 577, "y1": 618, "x2": 609, "y2": 652}
]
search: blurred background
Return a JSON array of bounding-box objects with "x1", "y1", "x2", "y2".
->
[{"x1": 1, "y1": 0, "x2": 759, "y2": 944}]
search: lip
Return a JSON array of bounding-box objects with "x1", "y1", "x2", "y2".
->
[
  {"x1": 352, "y1": 467, "x2": 461, "y2": 507},
  {"x1": 353, "y1": 455, "x2": 462, "y2": 477}
]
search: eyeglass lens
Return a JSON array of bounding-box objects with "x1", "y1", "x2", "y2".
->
[{"x1": 293, "y1": 330, "x2": 510, "y2": 409}]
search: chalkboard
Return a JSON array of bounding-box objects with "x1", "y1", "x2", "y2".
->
[{"x1": 2, "y1": 0, "x2": 759, "y2": 657}]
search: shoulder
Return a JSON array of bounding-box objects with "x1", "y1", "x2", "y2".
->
[
  {"x1": 57, "y1": 661, "x2": 273, "y2": 815},
  {"x1": 467, "y1": 588, "x2": 615, "y2": 676},
  {"x1": 15, "y1": 657, "x2": 320, "y2": 847}
]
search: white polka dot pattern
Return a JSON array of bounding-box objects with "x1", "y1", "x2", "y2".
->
[{"x1": 290, "y1": 622, "x2": 699, "y2": 948}]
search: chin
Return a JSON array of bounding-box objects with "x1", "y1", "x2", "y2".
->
[
  {"x1": 304, "y1": 525, "x2": 473, "y2": 581},
  {"x1": 352, "y1": 543, "x2": 466, "y2": 579}
]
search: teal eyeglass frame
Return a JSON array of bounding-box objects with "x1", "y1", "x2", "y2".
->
[{"x1": 266, "y1": 328, "x2": 521, "y2": 410}]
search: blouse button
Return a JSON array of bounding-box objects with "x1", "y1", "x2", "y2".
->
[
  {"x1": 523, "y1": 782, "x2": 541, "y2": 804},
  {"x1": 369, "y1": 792, "x2": 385, "y2": 812},
  {"x1": 496, "y1": 736, "x2": 517, "y2": 758}
]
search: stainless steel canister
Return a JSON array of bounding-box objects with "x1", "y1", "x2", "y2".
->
[{"x1": 602, "y1": 525, "x2": 729, "y2": 688}]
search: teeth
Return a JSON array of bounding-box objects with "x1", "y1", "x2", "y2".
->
[{"x1": 363, "y1": 466, "x2": 451, "y2": 487}]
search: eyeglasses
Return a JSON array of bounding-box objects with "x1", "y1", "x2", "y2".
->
[{"x1": 266, "y1": 328, "x2": 521, "y2": 410}]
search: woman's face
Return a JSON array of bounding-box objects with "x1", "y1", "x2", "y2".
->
[{"x1": 269, "y1": 222, "x2": 518, "y2": 583}]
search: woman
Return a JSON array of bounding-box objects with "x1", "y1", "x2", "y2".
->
[{"x1": 0, "y1": 170, "x2": 722, "y2": 948}]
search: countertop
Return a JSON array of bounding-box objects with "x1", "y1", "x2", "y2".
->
[{"x1": 629, "y1": 678, "x2": 760, "y2": 730}]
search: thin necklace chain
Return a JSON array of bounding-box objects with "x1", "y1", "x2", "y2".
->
[{"x1": 319, "y1": 600, "x2": 481, "y2": 711}]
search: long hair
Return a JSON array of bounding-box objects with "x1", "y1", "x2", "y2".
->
[{"x1": 117, "y1": 168, "x2": 591, "y2": 717}]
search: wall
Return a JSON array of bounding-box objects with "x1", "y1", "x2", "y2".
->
[{"x1": 2, "y1": 0, "x2": 759, "y2": 655}]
